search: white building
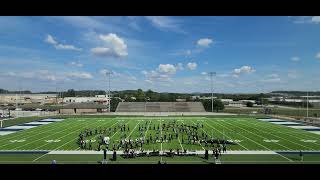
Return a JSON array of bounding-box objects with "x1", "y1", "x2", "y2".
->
[
  {"x1": 63, "y1": 95, "x2": 110, "y2": 105},
  {"x1": 0, "y1": 94, "x2": 60, "y2": 105}
]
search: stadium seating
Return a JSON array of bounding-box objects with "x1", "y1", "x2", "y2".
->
[{"x1": 116, "y1": 102, "x2": 205, "y2": 112}]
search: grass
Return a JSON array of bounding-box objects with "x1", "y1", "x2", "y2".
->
[
  {"x1": 223, "y1": 107, "x2": 320, "y2": 118},
  {"x1": 1, "y1": 116, "x2": 320, "y2": 164},
  {"x1": 1, "y1": 116, "x2": 48, "y2": 128}
]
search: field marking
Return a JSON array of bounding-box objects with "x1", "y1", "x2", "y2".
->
[
  {"x1": 0, "y1": 119, "x2": 77, "y2": 145},
  {"x1": 238, "y1": 120, "x2": 317, "y2": 150},
  {"x1": 34, "y1": 120, "x2": 103, "y2": 150},
  {"x1": 219, "y1": 119, "x2": 294, "y2": 162},
  {"x1": 189, "y1": 120, "x2": 205, "y2": 150},
  {"x1": 0, "y1": 121, "x2": 71, "y2": 146},
  {"x1": 221, "y1": 118, "x2": 294, "y2": 151},
  {"x1": 255, "y1": 120, "x2": 320, "y2": 146},
  {"x1": 73, "y1": 118, "x2": 121, "y2": 150},
  {"x1": 175, "y1": 119, "x2": 184, "y2": 151},
  {"x1": 126, "y1": 119, "x2": 140, "y2": 139},
  {"x1": 143, "y1": 120, "x2": 151, "y2": 139},
  {"x1": 0, "y1": 121, "x2": 79, "y2": 149},
  {"x1": 2, "y1": 160, "x2": 320, "y2": 164},
  {"x1": 13, "y1": 121, "x2": 86, "y2": 150},
  {"x1": 203, "y1": 120, "x2": 249, "y2": 150},
  {"x1": 10, "y1": 118, "x2": 101, "y2": 150},
  {"x1": 252, "y1": 120, "x2": 320, "y2": 147},
  {"x1": 32, "y1": 119, "x2": 115, "y2": 162},
  {"x1": 55, "y1": 119, "x2": 119, "y2": 151}
]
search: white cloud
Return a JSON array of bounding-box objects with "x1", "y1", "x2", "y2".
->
[
  {"x1": 91, "y1": 33, "x2": 128, "y2": 58},
  {"x1": 316, "y1": 52, "x2": 320, "y2": 59},
  {"x1": 201, "y1": 72, "x2": 207, "y2": 75},
  {"x1": 311, "y1": 16, "x2": 320, "y2": 24},
  {"x1": 91, "y1": 47, "x2": 114, "y2": 56},
  {"x1": 141, "y1": 70, "x2": 148, "y2": 75},
  {"x1": 261, "y1": 73, "x2": 281, "y2": 83},
  {"x1": 4, "y1": 70, "x2": 58, "y2": 82},
  {"x1": 55, "y1": 44, "x2": 82, "y2": 51},
  {"x1": 261, "y1": 78, "x2": 281, "y2": 83},
  {"x1": 44, "y1": 34, "x2": 82, "y2": 51},
  {"x1": 145, "y1": 16, "x2": 184, "y2": 33},
  {"x1": 233, "y1": 66, "x2": 255, "y2": 76},
  {"x1": 70, "y1": 61, "x2": 83, "y2": 67},
  {"x1": 66, "y1": 72, "x2": 93, "y2": 79},
  {"x1": 45, "y1": 35, "x2": 57, "y2": 45},
  {"x1": 288, "y1": 71, "x2": 298, "y2": 79},
  {"x1": 145, "y1": 79, "x2": 153, "y2": 84},
  {"x1": 176, "y1": 63, "x2": 184, "y2": 70},
  {"x1": 99, "y1": 69, "x2": 121, "y2": 77},
  {"x1": 157, "y1": 64, "x2": 176, "y2": 74},
  {"x1": 197, "y1": 38, "x2": 213, "y2": 47},
  {"x1": 187, "y1": 62, "x2": 197, "y2": 70},
  {"x1": 268, "y1": 74, "x2": 279, "y2": 78},
  {"x1": 291, "y1": 56, "x2": 300, "y2": 62},
  {"x1": 292, "y1": 16, "x2": 320, "y2": 24},
  {"x1": 142, "y1": 63, "x2": 178, "y2": 83}
]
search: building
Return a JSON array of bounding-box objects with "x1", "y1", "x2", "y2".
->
[
  {"x1": 220, "y1": 99, "x2": 233, "y2": 105},
  {"x1": 59, "y1": 103, "x2": 108, "y2": 114},
  {"x1": 0, "y1": 94, "x2": 61, "y2": 105},
  {"x1": 63, "y1": 95, "x2": 110, "y2": 105},
  {"x1": 228, "y1": 101, "x2": 243, "y2": 107}
]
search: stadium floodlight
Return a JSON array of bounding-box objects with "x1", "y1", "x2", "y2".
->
[
  {"x1": 208, "y1": 72, "x2": 216, "y2": 113},
  {"x1": 307, "y1": 91, "x2": 309, "y2": 118},
  {"x1": 105, "y1": 71, "x2": 113, "y2": 112}
]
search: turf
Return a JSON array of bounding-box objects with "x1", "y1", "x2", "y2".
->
[{"x1": 1, "y1": 116, "x2": 320, "y2": 164}]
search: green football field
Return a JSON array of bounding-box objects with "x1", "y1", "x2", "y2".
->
[{"x1": 1, "y1": 116, "x2": 320, "y2": 164}]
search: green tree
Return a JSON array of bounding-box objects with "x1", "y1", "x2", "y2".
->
[
  {"x1": 110, "y1": 98, "x2": 122, "y2": 112},
  {"x1": 246, "y1": 101, "x2": 254, "y2": 107},
  {"x1": 64, "y1": 89, "x2": 76, "y2": 97},
  {"x1": 135, "y1": 89, "x2": 145, "y2": 102},
  {"x1": 201, "y1": 99, "x2": 224, "y2": 112}
]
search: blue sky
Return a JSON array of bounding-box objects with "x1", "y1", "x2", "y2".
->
[{"x1": 1, "y1": 16, "x2": 320, "y2": 93}]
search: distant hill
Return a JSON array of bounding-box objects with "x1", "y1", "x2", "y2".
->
[{"x1": 271, "y1": 91, "x2": 320, "y2": 96}]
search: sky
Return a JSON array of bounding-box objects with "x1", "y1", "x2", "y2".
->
[{"x1": 0, "y1": 16, "x2": 320, "y2": 93}]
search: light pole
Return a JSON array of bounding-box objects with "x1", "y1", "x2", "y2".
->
[
  {"x1": 307, "y1": 92, "x2": 309, "y2": 118},
  {"x1": 106, "y1": 71, "x2": 113, "y2": 112},
  {"x1": 208, "y1": 72, "x2": 216, "y2": 112}
]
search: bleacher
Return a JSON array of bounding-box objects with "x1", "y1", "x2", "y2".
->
[{"x1": 116, "y1": 102, "x2": 205, "y2": 112}]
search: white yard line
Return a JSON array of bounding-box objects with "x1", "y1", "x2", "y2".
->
[
  {"x1": 221, "y1": 118, "x2": 294, "y2": 151},
  {"x1": 33, "y1": 119, "x2": 121, "y2": 162},
  {"x1": 255, "y1": 121, "x2": 320, "y2": 147},
  {"x1": 126, "y1": 119, "x2": 140, "y2": 139},
  {"x1": 218, "y1": 120, "x2": 293, "y2": 162},
  {"x1": 175, "y1": 119, "x2": 185, "y2": 151},
  {"x1": 189, "y1": 120, "x2": 205, "y2": 150},
  {"x1": 238, "y1": 120, "x2": 316, "y2": 150},
  {"x1": 203, "y1": 120, "x2": 249, "y2": 150},
  {"x1": 46, "y1": 119, "x2": 118, "y2": 151},
  {"x1": 12, "y1": 121, "x2": 87, "y2": 150},
  {"x1": 33, "y1": 120, "x2": 102, "y2": 161},
  {"x1": 143, "y1": 120, "x2": 151, "y2": 139},
  {"x1": 0, "y1": 120, "x2": 68, "y2": 146}
]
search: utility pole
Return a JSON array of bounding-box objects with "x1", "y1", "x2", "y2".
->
[
  {"x1": 307, "y1": 92, "x2": 309, "y2": 118},
  {"x1": 208, "y1": 72, "x2": 216, "y2": 112},
  {"x1": 106, "y1": 71, "x2": 112, "y2": 112}
]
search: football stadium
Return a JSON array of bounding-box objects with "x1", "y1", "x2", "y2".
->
[
  {"x1": 1, "y1": 101, "x2": 320, "y2": 164},
  {"x1": 1, "y1": 16, "x2": 320, "y2": 165}
]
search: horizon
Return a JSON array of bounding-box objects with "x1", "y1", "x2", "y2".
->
[{"x1": 1, "y1": 16, "x2": 320, "y2": 93}]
